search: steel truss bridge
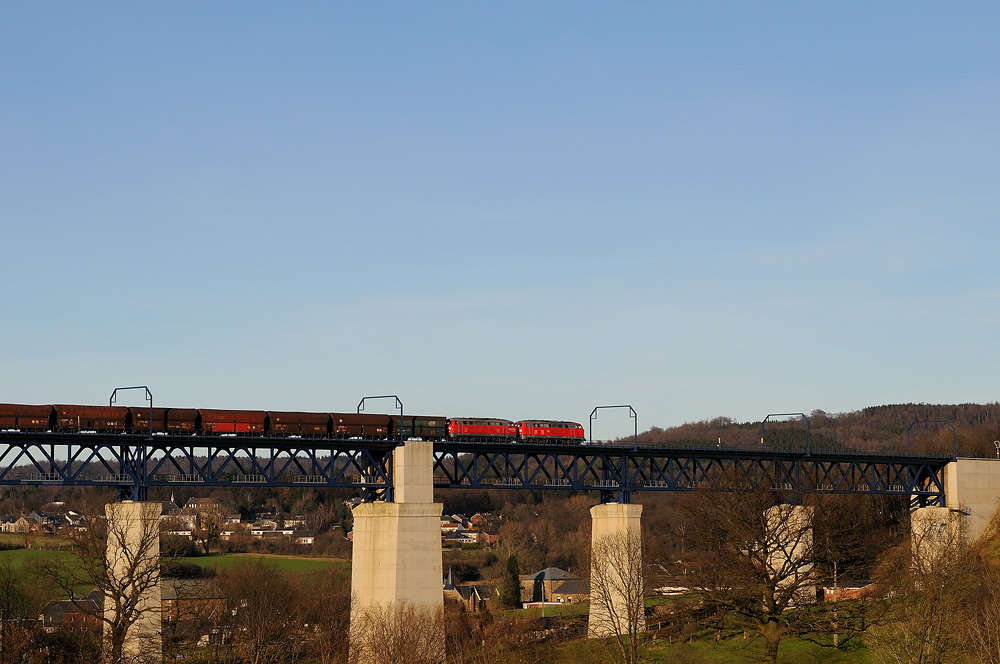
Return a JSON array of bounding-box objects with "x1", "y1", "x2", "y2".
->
[{"x1": 0, "y1": 432, "x2": 950, "y2": 506}]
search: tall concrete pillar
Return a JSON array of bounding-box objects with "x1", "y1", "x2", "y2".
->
[
  {"x1": 907, "y1": 459, "x2": 1000, "y2": 565},
  {"x1": 350, "y1": 440, "x2": 444, "y2": 662},
  {"x1": 765, "y1": 504, "x2": 815, "y2": 605},
  {"x1": 910, "y1": 505, "x2": 964, "y2": 566},
  {"x1": 588, "y1": 502, "x2": 644, "y2": 638},
  {"x1": 942, "y1": 458, "x2": 1000, "y2": 543},
  {"x1": 105, "y1": 501, "x2": 162, "y2": 664}
]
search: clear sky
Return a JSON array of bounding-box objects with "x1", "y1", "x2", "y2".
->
[{"x1": 2, "y1": 3, "x2": 999, "y2": 440}]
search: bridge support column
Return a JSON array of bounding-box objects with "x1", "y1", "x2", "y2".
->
[
  {"x1": 350, "y1": 440, "x2": 444, "y2": 663},
  {"x1": 105, "y1": 501, "x2": 162, "y2": 664},
  {"x1": 765, "y1": 504, "x2": 816, "y2": 605},
  {"x1": 910, "y1": 505, "x2": 962, "y2": 565},
  {"x1": 588, "y1": 502, "x2": 644, "y2": 638},
  {"x1": 908, "y1": 459, "x2": 1000, "y2": 562},
  {"x1": 942, "y1": 458, "x2": 1000, "y2": 543}
]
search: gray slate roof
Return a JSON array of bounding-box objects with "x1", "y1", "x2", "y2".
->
[{"x1": 520, "y1": 567, "x2": 575, "y2": 582}]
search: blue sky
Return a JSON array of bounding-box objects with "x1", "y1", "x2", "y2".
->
[{"x1": 2, "y1": 3, "x2": 999, "y2": 440}]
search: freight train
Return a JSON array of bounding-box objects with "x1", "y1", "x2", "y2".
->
[{"x1": 0, "y1": 403, "x2": 586, "y2": 443}]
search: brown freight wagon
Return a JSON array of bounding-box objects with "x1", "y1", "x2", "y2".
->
[
  {"x1": 268, "y1": 411, "x2": 331, "y2": 437},
  {"x1": 0, "y1": 404, "x2": 55, "y2": 431},
  {"x1": 165, "y1": 408, "x2": 200, "y2": 434},
  {"x1": 331, "y1": 413, "x2": 392, "y2": 439},
  {"x1": 53, "y1": 405, "x2": 128, "y2": 433},
  {"x1": 125, "y1": 407, "x2": 199, "y2": 434},
  {"x1": 128, "y1": 407, "x2": 167, "y2": 434}
]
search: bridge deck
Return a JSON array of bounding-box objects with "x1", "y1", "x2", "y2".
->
[{"x1": 0, "y1": 432, "x2": 950, "y2": 505}]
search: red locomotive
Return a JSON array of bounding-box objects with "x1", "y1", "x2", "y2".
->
[
  {"x1": 515, "y1": 420, "x2": 586, "y2": 442},
  {"x1": 448, "y1": 418, "x2": 518, "y2": 442}
]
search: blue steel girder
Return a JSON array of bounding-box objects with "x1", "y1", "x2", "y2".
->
[
  {"x1": 0, "y1": 433, "x2": 396, "y2": 498},
  {"x1": 0, "y1": 433, "x2": 950, "y2": 506},
  {"x1": 431, "y1": 443, "x2": 949, "y2": 505}
]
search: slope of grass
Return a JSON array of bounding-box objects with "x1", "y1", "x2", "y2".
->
[
  {"x1": 181, "y1": 552, "x2": 347, "y2": 574},
  {"x1": 0, "y1": 533, "x2": 73, "y2": 550},
  {"x1": 0, "y1": 547, "x2": 78, "y2": 568}
]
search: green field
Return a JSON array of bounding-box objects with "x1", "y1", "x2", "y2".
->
[
  {"x1": 0, "y1": 533, "x2": 72, "y2": 550},
  {"x1": 0, "y1": 547, "x2": 78, "y2": 568},
  {"x1": 513, "y1": 603, "x2": 590, "y2": 619},
  {"x1": 0, "y1": 548, "x2": 347, "y2": 576},
  {"x1": 182, "y1": 553, "x2": 347, "y2": 574}
]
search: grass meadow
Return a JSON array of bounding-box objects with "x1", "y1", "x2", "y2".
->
[{"x1": 0, "y1": 546, "x2": 347, "y2": 575}]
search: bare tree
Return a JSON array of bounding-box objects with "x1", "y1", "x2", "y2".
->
[
  {"x1": 867, "y1": 508, "x2": 979, "y2": 664},
  {"x1": 216, "y1": 558, "x2": 304, "y2": 664},
  {"x1": 18, "y1": 519, "x2": 36, "y2": 551},
  {"x1": 961, "y1": 562, "x2": 1000, "y2": 664},
  {"x1": 349, "y1": 601, "x2": 444, "y2": 664},
  {"x1": 957, "y1": 507, "x2": 1000, "y2": 664},
  {"x1": 675, "y1": 486, "x2": 823, "y2": 664},
  {"x1": 0, "y1": 558, "x2": 43, "y2": 664},
  {"x1": 299, "y1": 567, "x2": 353, "y2": 664},
  {"x1": 34, "y1": 501, "x2": 164, "y2": 664},
  {"x1": 197, "y1": 505, "x2": 226, "y2": 555},
  {"x1": 444, "y1": 604, "x2": 543, "y2": 664},
  {"x1": 588, "y1": 529, "x2": 646, "y2": 664},
  {"x1": 159, "y1": 576, "x2": 227, "y2": 662}
]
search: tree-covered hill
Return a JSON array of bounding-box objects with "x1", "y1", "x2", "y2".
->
[{"x1": 633, "y1": 403, "x2": 1000, "y2": 457}]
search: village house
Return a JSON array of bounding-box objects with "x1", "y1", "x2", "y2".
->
[
  {"x1": 160, "y1": 510, "x2": 198, "y2": 540},
  {"x1": 442, "y1": 531, "x2": 466, "y2": 547},
  {"x1": 156, "y1": 499, "x2": 180, "y2": 517},
  {"x1": 284, "y1": 514, "x2": 308, "y2": 528},
  {"x1": 456, "y1": 531, "x2": 481, "y2": 546},
  {"x1": 161, "y1": 578, "x2": 227, "y2": 623},
  {"x1": 443, "y1": 568, "x2": 495, "y2": 613},
  {"x1": 0, "y1": 515, "x2": 30, "y2": 533},
  {"x1": 245, "y1": 526, "x2": 316, "y2": 544},
  {"x1": 822, "y1": 580, "x2": 878, "y2": 602},
  {"x1": 438, "y1": 514, "x2": 496, "y2": 547},
  {"x1": 250, "y1": 527, "x2": 294, "y2": 540},
  {"x1": 449, "y1": 514, "x2": 472, "y2": 529},
  {"x1": 459, "y1": 585, "x2": 495, "y2": 612},
  {"x1": 39, "y1": 591, "x2": 102, "y2": 634},
  {"x1": 292, "y1": 530, "x2": 315, "y2": 545},
  {"x1": 440, "y1": 518, "x2": 462, "y2": 535},
  {"x1": 446, "y1": 584, "x2": 496, "y2": 613},
  {"x1": 247, "y1": 505, "x2": 278, "y2": 523},
  {"x1": 520, "y1": 567, "x2": 589, "y2": 604},
  {"x1": 186, "y1": 497, "x2": 230, "y2": 513},
  {"x1": 469, "y1": 512, "x2": 496, "y2": 530},
  {"x1": 42, "y1": 582, "x2": 227, "y2": 634}
]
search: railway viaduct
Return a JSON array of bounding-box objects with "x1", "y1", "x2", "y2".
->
[
  {"x1": 3, "y1": 428, "x2": 994, "y2": 662},
  {"x1": 351, "y1": 442, "x2": 1000, "y2": 659}
]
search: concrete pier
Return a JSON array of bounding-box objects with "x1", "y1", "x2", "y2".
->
[
  {"x1": 908, "y1": 459, "x2": 1000, "y2": 563},
  {"x1": 910, "y1": 505, "x2": 959, "y2": 565},
  {"x1": 588, "y1": 502, "x2": 644, "y2": 638},
  {"x1": 350, "y1": 500, "x2": 445, "y2": 607},
  {"x1": 943, "y1": 458, "x2": 1000, "y2": 543},
  {"x1": 765, "y1": 504, "x2": 815, "y2": 605},
  {"x1": 105, "y1": 501, "x2": 162, "y2": 664},
  {"x1": 350, "y1": 440, "x2": 444, "y2": 662}
]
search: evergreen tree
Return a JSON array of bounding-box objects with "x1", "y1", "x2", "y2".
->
[{"x1": 499, "y1": 555, "x2": 521, "y2": 609}]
